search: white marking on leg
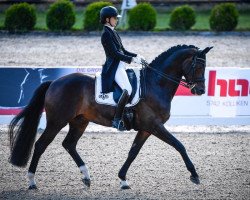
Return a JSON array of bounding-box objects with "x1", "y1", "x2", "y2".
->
[
  {"x1": 79, "y1": 165, "x2": 90, "y2": 180},
  {"x1": 27, "y1": 172, "x2": 36, "y2": 186},
  {"x1": 120, "y1": 180, "x2": 129, "y2": 188}
]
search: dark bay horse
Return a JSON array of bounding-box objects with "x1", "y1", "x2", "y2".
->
[{"x1": 9, "y1": 45, "x2": 213, "y2": 189}]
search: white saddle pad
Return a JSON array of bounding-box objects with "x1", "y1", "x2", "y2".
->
[{"x1": 95, "y1": 68, "x2": 141, "y2": 107}]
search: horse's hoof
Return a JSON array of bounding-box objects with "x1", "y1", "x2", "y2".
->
[
  {"x1": 28, "y1": 185, "x2": 37, "y2": 190},
  {"x1": 121, "y1": 185, "x2": 131, "y2": 190},
  {"x1": 120, "y1": 180, "x2": 131, "y2": 190},
  {"x1": 190, "y1": 175, "x2": 200, "y2": 185},
  {"x1": 82, "y1": 178, "x2": 91, "y2": 187}
]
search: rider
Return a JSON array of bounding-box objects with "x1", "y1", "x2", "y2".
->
[{"x1": 100, "y1": 6, "x2": 144, "y2": 131}]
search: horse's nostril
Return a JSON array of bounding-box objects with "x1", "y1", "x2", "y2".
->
[{"x1": 200, "y1": 89, "x2": 205, "y2": 94}]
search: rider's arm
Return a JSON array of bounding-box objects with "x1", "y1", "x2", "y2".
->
[
  {"x1": 102, "y1": 32, "x2": 133, "y2": 64},
  {"x1": 115, "y1": 34, "x2": 137, "y2": 57},
  {"x1": 122, "y1": 47, "x2": 137, "y2": 57}
]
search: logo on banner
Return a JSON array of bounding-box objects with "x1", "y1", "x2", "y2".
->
[
  {"x1": 205, "y1": 70, "x2": 250, "y2": 117},
  {"x1": 208, "y1": 71, "x2": 249, "y2": 97}
]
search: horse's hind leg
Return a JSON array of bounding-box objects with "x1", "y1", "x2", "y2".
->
[
  {"x1": 27, "y1": 121, "x2": 66, "y2": 189},
  {"x1": 62, "y1": 115, "x2": 91, "y2": 187}
]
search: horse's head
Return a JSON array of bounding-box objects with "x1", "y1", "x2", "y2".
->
[{"x1": 182, "y1": 47, "x2": 213, "y2": 95}]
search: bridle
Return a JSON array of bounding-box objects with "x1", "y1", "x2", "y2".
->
[{"x1": 141, "y1": 52, "x2": 206, "y2": 89}]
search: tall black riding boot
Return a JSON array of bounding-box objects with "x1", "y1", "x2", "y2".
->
[{"x1": 112, "y1": 89, "x2": 130, "y2": 131}]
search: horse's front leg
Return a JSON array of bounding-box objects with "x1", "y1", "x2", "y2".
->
[
  {"x1": 152, "y1": 123, "x2": 200, "y2": 184},
  {"x1": 118, "y1": 131, "x2": 151, "y2": 189}
]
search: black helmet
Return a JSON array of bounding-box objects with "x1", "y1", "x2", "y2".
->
[{"x1": 100, "y1": 6, "x2": 121, "y2": 24}]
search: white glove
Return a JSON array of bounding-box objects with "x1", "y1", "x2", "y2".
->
[
  {"x1": 132, "y1": 56, "x2": 143, "y2": 65},
  {"x1": 137, "y1": 54, "x2": 145, "y2": 61}
]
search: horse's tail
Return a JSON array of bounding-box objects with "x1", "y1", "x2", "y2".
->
[{"x1": 8, "y1": 81, "x2": 52, "y2": 167}]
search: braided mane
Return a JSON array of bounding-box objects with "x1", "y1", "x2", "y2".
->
[{"x1": 150, "y1": 45, "x2": 198, "y2": 67}]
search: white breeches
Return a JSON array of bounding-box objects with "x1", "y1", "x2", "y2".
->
[{"x1": 114, "y1": 61, "x2": 132, "y2": 96}]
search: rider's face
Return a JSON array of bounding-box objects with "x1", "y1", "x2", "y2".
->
[{"x1": 107, "y1": 16, "x2": 118, "y2": 27}]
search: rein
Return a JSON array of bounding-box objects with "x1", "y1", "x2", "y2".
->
[{"x1": 141, "y1": 54, "x2": 206, "y2": 90}]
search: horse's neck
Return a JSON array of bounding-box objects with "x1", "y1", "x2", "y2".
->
[
  {"x1": 143, "y1": 49, "x2": 194, "y2": 119},
  {"x1": 146, "y1": 51, "x2": 187, "y2": 113},
  {"x1": 147, "y1": 54, "x2": 184, "y2": 98}
]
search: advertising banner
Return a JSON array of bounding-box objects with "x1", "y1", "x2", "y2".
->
[
  {"x1": 0, "y1": 67, "x2": 101, "y2": 115},
  {"x1": 0, "y1": 67, "x2": 249, "y2": 125},
  {"x1": 172, "y1": 68, "x2": 250, "y2": 118}
]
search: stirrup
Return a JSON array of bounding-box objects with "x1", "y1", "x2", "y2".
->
[{"x1": 112, "y1": 119, "x2": 127, "y2": 131}]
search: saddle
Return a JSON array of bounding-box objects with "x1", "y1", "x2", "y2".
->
[
  {"x1": 95, "y1": 68, "x2": 144, "y2": 130},
  {"x1": 95, "y1": 68, "x2": 141, "y2": 107}
]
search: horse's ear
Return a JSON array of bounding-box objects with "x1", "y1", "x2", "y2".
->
[{"x1": 201, "y1": 46, "x2": 213, "y2": 55}]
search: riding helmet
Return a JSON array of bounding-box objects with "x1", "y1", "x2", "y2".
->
[{"x1": 100, "y1": 6, "x2": 121, "y2": 24}]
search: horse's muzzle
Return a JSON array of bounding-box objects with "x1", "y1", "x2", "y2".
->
[{"x1": 191, "y1": 86, "x2": 205, "y2": 95}]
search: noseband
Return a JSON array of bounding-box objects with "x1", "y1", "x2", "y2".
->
[{"x1": 142, "y1": 53, "x2": 206, "y2": 89}]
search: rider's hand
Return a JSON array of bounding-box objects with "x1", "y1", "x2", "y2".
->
[
  {"x1": 132, "y1": 56, "x2": 143, "y2": 65},
  {"x1": 137, "y1": 54, "x2": 145, "y2": 61},
  {"x1": 137, "y1": 55, "x2": 148, "y2": 65}
]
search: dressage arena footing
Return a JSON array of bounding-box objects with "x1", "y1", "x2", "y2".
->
[{"x1": 0, "y1": 125, "x2": 249, "y2": 200}]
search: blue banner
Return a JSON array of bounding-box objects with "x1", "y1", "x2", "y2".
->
[{"x1": 0, "y1": 67, "x2": 79, "y2": 110}]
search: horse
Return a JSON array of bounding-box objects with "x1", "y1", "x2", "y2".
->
[{"x1": 8, "y1": 45, "x2": 213, "y2": 190}]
